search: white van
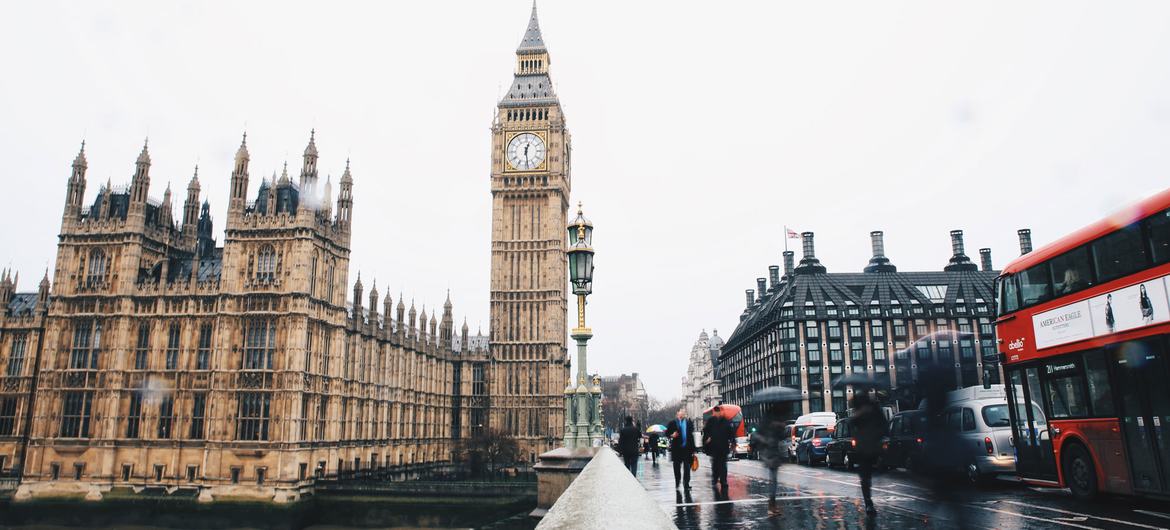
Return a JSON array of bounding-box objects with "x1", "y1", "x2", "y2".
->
[{"x1": 786, "y1": 412, "x2": 838, "y2": 461}]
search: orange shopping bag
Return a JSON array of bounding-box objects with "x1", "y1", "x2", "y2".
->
[{"x1": 691, "y1": 455, "x2": 699, "y2": 471}]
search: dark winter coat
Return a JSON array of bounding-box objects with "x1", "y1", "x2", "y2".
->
[{"x1": 618, "y1": 425, "x2": 642, "y2": 457}]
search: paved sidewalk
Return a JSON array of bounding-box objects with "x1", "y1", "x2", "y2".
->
[{"x1": 633, "y1": 453, "x2": 923, "y2": 529}]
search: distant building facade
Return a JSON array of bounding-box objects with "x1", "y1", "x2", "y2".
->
[
  {"x1": 600, "y1": 373, "x2": 648, "y2": 432},
  {"x1": 720, "y1": 230, "x2": 1010, "y2": 428},
  {"x1": 0, "y1": 135, "x2": 489, "y2": 503},
  {"x1": 681, "y1": 329, "x2": 722, "y2": 425}
]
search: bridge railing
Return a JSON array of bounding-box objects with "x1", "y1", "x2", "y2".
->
[{"x1": 536, "y1": 448, "x2": 674, "y2": 530}]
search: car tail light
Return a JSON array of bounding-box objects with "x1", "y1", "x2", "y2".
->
[
  {"x1": 984, "y1": 436, "x2": 994, "y2": 455},
  {"x1": 882, "y1": 441, "x2": 889, "y2": 450},
  {"x1": 812, "y1": 439, "x2": 822, "y2": 447},
  {"x1": 916, "y1": 437, "x2": 923, "y2": 444},
  {"x1": 851, "y1": 439, "x2": 857, "y2": 448}
]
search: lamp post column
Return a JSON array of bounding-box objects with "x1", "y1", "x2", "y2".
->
[{"x1": 564, "y1": 203, "x2": 599, "y2": 449}]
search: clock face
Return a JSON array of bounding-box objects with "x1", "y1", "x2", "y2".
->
[{"x1": 507, "y1": 133, "x2": 546, "y2": 170}]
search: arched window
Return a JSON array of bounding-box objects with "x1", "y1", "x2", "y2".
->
[
  {"x1": 257, "y1": 245, "x2": 276, "y2": 283},
  {"x1": 86, "y1": 249, "x2": 106, "y2": 287}
]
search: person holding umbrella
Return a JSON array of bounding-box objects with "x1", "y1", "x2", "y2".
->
[
  {"x1": 646, "y1": 425, "x2": 663, "y2": 465},
  {"x1": 833, "y1": 373, "x2": 890, "y2": 518},
  {"x1": 750, "y1": 385, "x2": 803, "y2": 502}
]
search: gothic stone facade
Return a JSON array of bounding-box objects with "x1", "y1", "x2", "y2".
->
[
  {"x1": 489, "y1": 4, "x2": 572, "y2": 460},
  {"x1": 721, "y1": 231, "x2": 1006, "y2": 428},
  {"x1": 681, "y1": 329, "x2": 723, "y2": 428},
  {"x1": 0, "y1": 134, "x2": 488, "y2": 503}
]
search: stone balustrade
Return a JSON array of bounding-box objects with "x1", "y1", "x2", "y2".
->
[{"x1": 535, "y1": 448, "x2": 674, "y2": 530}]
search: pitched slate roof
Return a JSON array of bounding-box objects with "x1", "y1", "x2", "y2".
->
[{"x1": 7, "y1": 293, "x2": 39, "y2": 317}]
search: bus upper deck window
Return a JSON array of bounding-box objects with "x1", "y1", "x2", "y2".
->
[
  {"x1": 1018, "y1": 265, "x2": 1052, "y2": 307},
  {"x1": 1049, "y1": 246, "x2": 1093, "y2": 295},
  {"x1": 1093, "y1": 224, "x2": 1149, "y2": 283},
  {"x1": 1145, "y1": 209, "x2": 1170, "y2": 264}
]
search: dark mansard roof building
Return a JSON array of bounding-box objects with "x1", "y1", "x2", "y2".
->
[{"x1": 719, "y1": 230, "x2": 1020, "y2": 426}]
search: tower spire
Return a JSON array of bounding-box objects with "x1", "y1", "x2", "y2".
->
[{"x1": 517, "y1": 1, "x2": 546, "y2": 53}]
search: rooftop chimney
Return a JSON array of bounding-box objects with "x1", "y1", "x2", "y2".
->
[
  {"x1": 944, "y1": 230, "x2": 978, "y2": 272},
  {"x1": 1018, "y1": 229, "x2": 1033, "y2": 255},
  {"x1": 745, "y1": 289, "x2": 755, "y2": 310},
  {"x1": 756, "y1": 278, "x2": 767, "y2": 302},
  {"x1": 794, "y1": 232, "x2": 827, "y2": 274},
  {"x1": 782, "y1": 251, "x2": 795, "y2": 277},
  {"x1": 864, "y1": 230, "x2": 897, "y2": 273},
  {"x1": 768, "y1": 265, "x2": 781, "y2": 291},
  {"x1": 979, "y1": 248, "x2": 993, "y2": 271}
]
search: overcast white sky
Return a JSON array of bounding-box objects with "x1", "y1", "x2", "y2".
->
[{"x1": 3, "y1": 1, "x2": 1170, "y2": 401}]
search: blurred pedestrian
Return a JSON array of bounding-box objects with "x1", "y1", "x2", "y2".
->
[
  {"x1": 752, "y1": 407, "x2": 788, "y2": 501},
  {"x1": 618, "y1": 416, "x2": 641, "y2": 476},
  {"x1": 703, "y1": 405, "x2": 734, "y2": 491},
  {"x1": 648, "y1": 431, "x2": 661, "y2": 465},
  {"x1": 850, "y1": 391, "x2": 888, "y2": 516},
  {"x1": 664, "y1": 408, "x2": 696, "y2": 489}
]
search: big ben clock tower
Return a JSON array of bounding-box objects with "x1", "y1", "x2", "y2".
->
[{"x1": 489, "y1": 3, "x2": 571, "y2": 458}]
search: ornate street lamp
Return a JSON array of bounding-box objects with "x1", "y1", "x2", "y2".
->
[{"x1": 564, "y1": 203, "x2": 603, "y2": 449}]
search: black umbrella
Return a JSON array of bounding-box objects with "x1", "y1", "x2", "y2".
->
[
  {"x1": 831, "y1": 372, "x2": 890, "y2": 390},
  {"x1": 749, "y1": 385, "x2": 803, "y2": 404}
]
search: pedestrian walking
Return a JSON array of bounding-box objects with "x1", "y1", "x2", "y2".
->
[
  {"x1": 702, "y1": 405, "x2": 734, "y2": 491},
  {"x1": 618, "y1": 416, "x2": 641, "y2": 477},
  {"x1": 752, "y1": 407, "x2": 788, "y2": 501},
  {"x1": 850, "y1": 391, "x2": 888, "y2": 516},
  {"x1": 664, "y1": 408, "x2": 696, "y2": 489},
  {"x1": 648, "y1": 431, "x2": 661, "y2": 465}
]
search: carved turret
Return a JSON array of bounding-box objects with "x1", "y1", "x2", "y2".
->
[
  {"x1": 64, "y1": 141, "x2": 87, "y2": 219},
  {"x1": 229, "y1": 132, "x2": 250, "y2": 213},
  {"x1": 397, "y1": 295, "x2": 406, "y2": 339},
  {"x1": 129, "y1": 139, "x2": 151, "y2": 210},
  {"x1": 182, "y1": 167, "x2": 201, "y2": 240},
  {"x1": 336, "y1": 159, "x2": 353, "y2": 229}
]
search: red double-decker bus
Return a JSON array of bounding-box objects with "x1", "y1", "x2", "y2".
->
[{"x1": 996, "y1": 187, "x2": 1170, "y2": 500}]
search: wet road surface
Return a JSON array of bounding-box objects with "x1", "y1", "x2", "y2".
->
[{"x1": 633, "y1": 453, "x2": 1170, "y2": 529}]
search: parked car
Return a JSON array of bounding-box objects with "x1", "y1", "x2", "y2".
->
[
  {"x1": 883, "y1": 410, "x2": 928, "y2": 471},
  {"x1": 787, "y1": 412, "x2": 837, "y2": 462},
  {"x1": 826, "y1": 417, "x2": 887, "y2": 470},
  {"x1": 795, "y1": 426, "x2": 834, "y2": 465}
]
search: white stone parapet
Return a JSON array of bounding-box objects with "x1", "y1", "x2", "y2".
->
[{"x1": 536, "y1": 447, "x2": 675, "y2": 530}]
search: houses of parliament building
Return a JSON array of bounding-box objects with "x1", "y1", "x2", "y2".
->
[{"x1": 0, "y1": 4, "x2": 573, "y2": 502}]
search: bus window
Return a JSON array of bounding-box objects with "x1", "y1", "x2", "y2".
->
[
  {"x1": 1093, "y1": 224, "x2": 1149, "y2": 283},
  {"x1": 1083, "y1": 351, "x2": 1114, "y2": 416},
  {"x1": 1146, "y1": 208, "x2": 1170, "y2": 264},
  {"x1": 1049, "y1": 246, "x2": 1093, "y2": 295},
  {"x1": 1019, "y1": 264, "x2": 1053, "y2": 307},
  {"x1": 999, "y1": 276, "x2": 1020, "y2": 314},
  {"x1": 1045, "y1": 373, "x2": 1089, "y2": 418}
]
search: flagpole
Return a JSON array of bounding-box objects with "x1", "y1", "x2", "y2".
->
[{"x1": 784, "y1": 225, "x2": 788, "y2": 253}]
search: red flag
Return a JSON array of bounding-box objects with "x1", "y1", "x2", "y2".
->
[{"x1": 786, "y1": 228, "x2": 800, "y2": 239}]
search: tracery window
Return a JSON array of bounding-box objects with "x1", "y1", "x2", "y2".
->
[
  {"x1": 243, "y1": 319, "x2": 275, "y2": 370},
  {"x1": 256, "y1": 245, "x2": 276, "y2": 283},
  {"x1": 236, "y1": 392, "x2": 271, "y2": 441},
  {"x1": 6, "y1": 333, "x2": 27, "y2": 376},
  {"x1": 69, "y1": 320, "x2": 101, "y2": 369},
  {"x1": 86, "y1": 249, "x2": 107, "y2": 287}
]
